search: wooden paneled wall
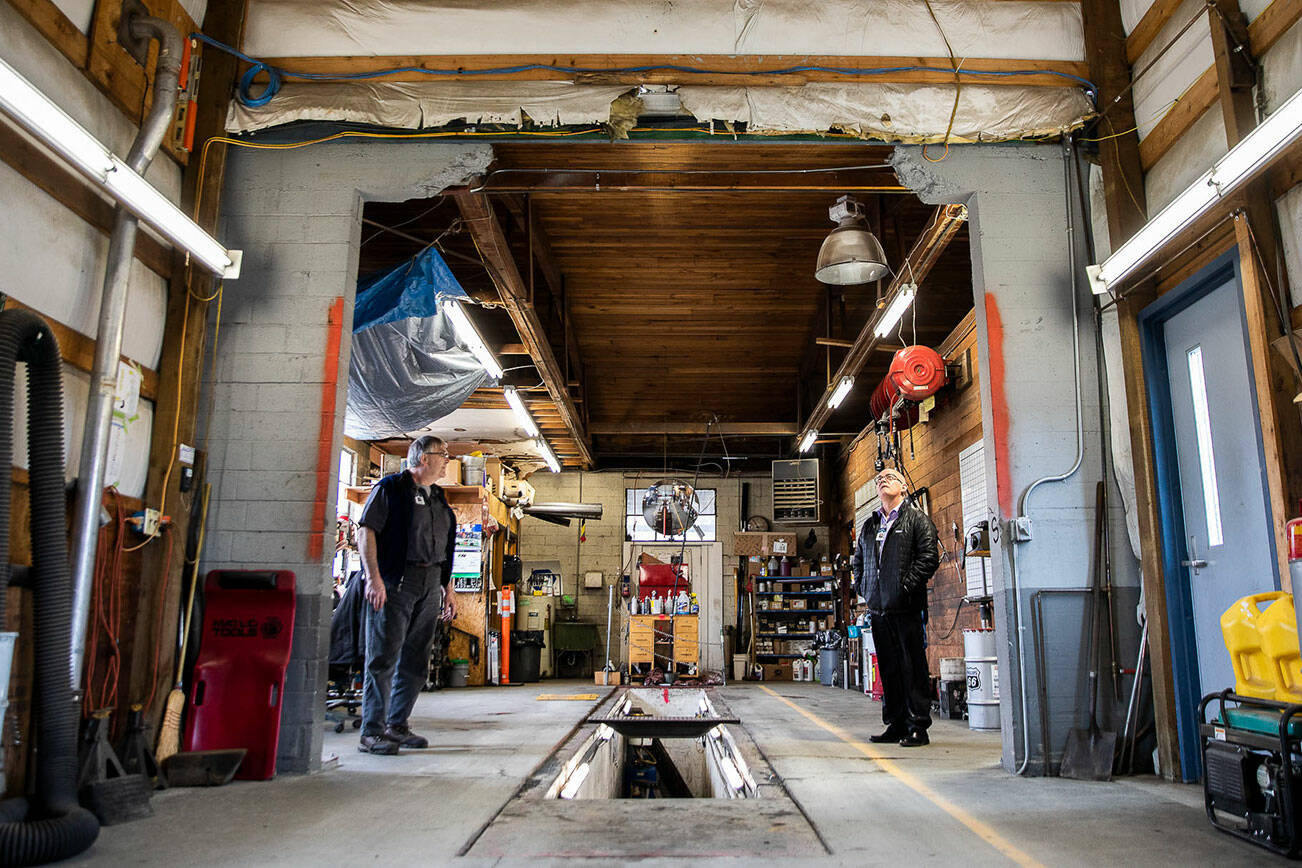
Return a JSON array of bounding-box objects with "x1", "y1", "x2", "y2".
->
[{"x1": 839, "y1": 310, "x2": 983, "y2": 671}]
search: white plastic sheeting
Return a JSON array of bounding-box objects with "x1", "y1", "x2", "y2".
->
[
  {"x1": 1144, "y1": 103, "x2": 1226, "y2": 213},
  {"x1": 1277, "y1": 185, "x2": 1302, "y2": 308},
  {"x1": 1132, "y1": 0, "x2": 1214, "y2": 142},
  {"x1": 243, "y1": 0, "x2": 1083, "y2": 61},
  {"x1": 678, "y1": 82, "x2": 1092, "y2": 141},
  {"x1": 227, "y1": 80, "x2": 635, "y2": 133}
]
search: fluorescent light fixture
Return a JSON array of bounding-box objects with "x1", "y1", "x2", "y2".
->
[
  {"x1": 829, "y1": 375, "x2": 854, "y2": 409},
  {"x1": 873, "y1": 284, "x2": 916, "y2": 338},
  {"x1": 502, "y1": 385, "x2": 539, "y2": 437},
  {"x1": 799, "y1": 429, "x2": 818, "y2": 452},
  {"x1": 0, "y1": 56, "x2": 239, "y2": 278},
  {"x1": 443, "y1": 299, "x2": 504, "y2": 378},
  {"x1": 1094, "y1": 85, "x2": 1302, "y2": 292},
  {"x1": 536, "y1": 436, "x2": 561, "y2": 473},
  {"x1": 559, "y1": 762, "x2": 590, "y2": 799}
]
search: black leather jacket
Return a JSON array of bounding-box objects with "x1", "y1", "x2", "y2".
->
[{"x1": 851, "y1": 502, "x2": 939, "y2": 614}]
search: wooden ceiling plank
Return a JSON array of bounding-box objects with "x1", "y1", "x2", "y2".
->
[
  {"x1": 253, "y1": 53, "x2": 1089, "y2": 88},
  {"x1": 1124, "y1": 0, "x2": 1185, "y2": 66},
  {"x1": 453, "y1": 192, "x2": 594, "y2": 467},
  {"x1": 590, "y1": 422, "x2": 798, "y2": 435}
]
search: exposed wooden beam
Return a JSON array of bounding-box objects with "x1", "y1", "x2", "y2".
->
[
  {"x1": 1209, "y1": 0, "x2": 1257, "y2": 145},
  {"x1": 590, "y1": 422, "x2": 798, "y2": 436},
  {"x1": 0, "y1": 298, "x2": 159, "y2": 400},
  {"x1": 0, "y1": 122, "x2": 173, "y2": 278},
  {"x1": 815, "y1": 337, "x2": 855, "y2": 348},
  {"x1": 1084, "y1": 0, "x2": 1148, "y2": 243},
  {"x1": 498, "y1": 342, "x2": 530, "y2": 355},
  {"x1": 6, "y1": 0, "x2": 89, "y2": 68},
  {"x1": 477, "y1": 171, "x2": 908, "y2": 194},
  {"x1": 452, "y1": 193, "x2": 594, "y2": 467},
  {"x1": 1138, "y1": 0, "x2": 1302, "y2": 171},
  {"x1": 1125, "y1": 0, "x2": 1186, "y2": 65},
  {"x1": 252, "y1": 53, "x2": 1091, "y2": 89},
  {"x1": 796, "y1": 203, "x2": 968, "y2": 447}
]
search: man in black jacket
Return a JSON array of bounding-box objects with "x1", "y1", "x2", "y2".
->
[
  {"x1": 355, "y1": 435, "x2": 458, "y2": 754},
  {"x1": 852, "y1": 468, "x2": 939, "y2": 747}
]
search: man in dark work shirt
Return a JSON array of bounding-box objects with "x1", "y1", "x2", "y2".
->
[{"x1": 356, "y1": 435, "x2": 458, "y2": 754}]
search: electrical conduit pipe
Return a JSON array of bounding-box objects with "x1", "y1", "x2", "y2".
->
[
  {"x1": 1008, "y1": 139, "x2": 1086, "y2": 775},
  {"x1": 0, "y1": 310, "x2": 100, "y2": 864},
  {"x1": 67, "y1": 14, "x2": 183, "y2": 693}
]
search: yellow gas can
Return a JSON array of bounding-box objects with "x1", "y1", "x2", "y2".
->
[
  {"x1": 1221, "y1": 591, "x2": 1288, "y2": 699},
  {"x1": 1260, "y1": 593, "x2": 1302, "y2": 702}
]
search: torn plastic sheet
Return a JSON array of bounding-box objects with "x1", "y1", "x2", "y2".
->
[
  {"x1": 345, "y1": 311, "x2": 489, "y2": 440},
  {"x1": 345, "y1": 248, "x2": 489, "y2": 440},
  {"x1": 677, "y1": 82, "x2": 1094, "y2": 142},
  {"x1": 227, "y1": 80, "x2": 633, "y2": 133}
]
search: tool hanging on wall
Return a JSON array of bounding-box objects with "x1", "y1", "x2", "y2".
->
[{"x1": 156, "y1": 483, "x2": 210, "y2": 767}]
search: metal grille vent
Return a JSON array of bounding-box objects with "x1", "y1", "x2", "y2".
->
[{"x1": 772, "y1": 459, "x2": 820, "y2": 524}]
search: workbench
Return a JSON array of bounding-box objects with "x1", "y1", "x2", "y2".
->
[{"x1": 627, "y1": 614, "x2": 698, "y2": 678}]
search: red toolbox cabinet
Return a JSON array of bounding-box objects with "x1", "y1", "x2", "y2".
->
[{"x1": 184, "y1": 570, "x2": 296, "y2": 780}]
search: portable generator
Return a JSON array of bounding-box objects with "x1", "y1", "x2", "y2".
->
[{"x1": 1199, "y1": 690, "x2": 1302, "y2": 858}]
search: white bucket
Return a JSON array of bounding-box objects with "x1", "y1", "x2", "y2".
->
[
  {"x1": 964, "y1": 628, "x2": 1001, "y2": 731},
  {"x1": 462, "y1": 454, "x2": 487, "y2": 487},
  {"x1": 733, "y1": 654, "x2": 748, "y2": 681}
]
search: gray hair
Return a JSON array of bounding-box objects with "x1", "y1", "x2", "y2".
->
[{"x1": 407, "y1": 435, "x2": 446, "y2": 468}]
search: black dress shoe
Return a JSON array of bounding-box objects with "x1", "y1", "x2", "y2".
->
[
  {"x1": 384, "y1": 724, "x2": 429, "y2": 749},
  {"x1": 899, "y1": 729, "x2": 930, "y2": 747},
  {"x1": 869, "y1": 728, "x2": 906, "y2": 743},
  {"x1": 358, "y1": 734, "x2": 399, "y2": 755}
]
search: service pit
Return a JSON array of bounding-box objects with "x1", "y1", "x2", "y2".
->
[{"x1": 460, "y1": 688, "x2": 829, "y2": 859}]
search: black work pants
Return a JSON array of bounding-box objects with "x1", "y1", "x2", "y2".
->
[
  {"x1": 362, "y1": 565, "x2": 443, "y2": 736},
  {"x1": 870, "y1": 610, "x2": 931, "y2": 733}
]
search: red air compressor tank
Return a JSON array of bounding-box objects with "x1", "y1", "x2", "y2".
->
[{"x1": 869, "y1": 345, "x2": 948, "y2": 425}]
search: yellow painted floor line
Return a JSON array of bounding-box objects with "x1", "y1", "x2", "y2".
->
[
  {"x1": 758, "y1": 685, "x2": 1044, "y2": 868},
  {"x1": 535, "y1": 694, "x2": 599, "y2": 701}
]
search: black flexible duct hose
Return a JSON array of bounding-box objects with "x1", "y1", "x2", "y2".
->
[{"x1": 0, "y1": 310, "x2": 99, "y2": 864}]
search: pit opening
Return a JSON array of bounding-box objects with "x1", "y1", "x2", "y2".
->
[{"x1": 545, "y1": 688, "x2": 758, "y2": 800}]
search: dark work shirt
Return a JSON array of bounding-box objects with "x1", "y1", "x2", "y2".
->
[{"x1": 359, "y1": 472, "x2": 453, "y2": 567}]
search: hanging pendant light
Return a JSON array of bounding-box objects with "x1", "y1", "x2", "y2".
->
[{"x1": 815, "y1": 195, "x2": 889, "y2": 285}]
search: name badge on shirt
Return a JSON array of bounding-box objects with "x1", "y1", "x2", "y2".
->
[
  {"x1": 414, "y1": 494, "x2": 426, "y2": 505},
  {"x1": 876, "y1": 529, "x2": 888, "y2": 544}
]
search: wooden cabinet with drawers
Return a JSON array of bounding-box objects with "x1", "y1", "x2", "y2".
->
[{"x1": 627, "y1": 614, "x2": 698, "y2": 677}]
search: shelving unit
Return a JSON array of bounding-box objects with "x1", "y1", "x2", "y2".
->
[{"x1": 753, "y1": 576, "x2": 838, "y2": 661}]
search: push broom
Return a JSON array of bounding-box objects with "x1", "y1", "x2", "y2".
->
[{"x1": 156, "y1": 483, "x2": 210, "y2": 765}]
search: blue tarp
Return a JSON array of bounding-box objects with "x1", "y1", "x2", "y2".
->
[
  {"x1": 345, "y1": 247, "x2": 491, "y2": 440},
  {"x1": 353, "y1": 246, "x2": 468, "y2": 333}
]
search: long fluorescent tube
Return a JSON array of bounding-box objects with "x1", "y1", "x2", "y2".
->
[
  {"x1": 799, "y1": 429, "x2": 818, "y2": 452},
  {"x1": 873, "y1": 284, "x2": 917, "y2": 338},
  {"x1": 1094, "y1": 85, "x2": 1302, "y2": 292},
  {"x1": 503, "y1": 385, "x2": 539, "y2": 437},
  {"x1": 828, "y1": 375, "x2": 854, "y2": 409},
  {"x1": 0, "y1": 56, "x2": 239, "y2": 278},
  {"x1": 536, "y1": 436, "x2": 561, "y2": 472},
  {"x1": 443, "y1": 299, "x2": 504, "y2": 378}
]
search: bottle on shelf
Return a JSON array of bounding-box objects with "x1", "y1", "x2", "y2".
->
[
  {"x1": 767, "y1": 554, "x2": 779, "y2": 575},
  {"x1": 779, "y1": 556, "x2": 792, "y2": 577},
  {"x1": 689, "y1": 593, "x2": 699, "y2": 614},
  {"x1": 675, "y1": 590, "x2": 689, "y2": 614}
]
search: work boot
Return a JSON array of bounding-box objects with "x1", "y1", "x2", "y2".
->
[
  {"x1": 358, "y1": 733, "x2": 399, "y2": 755},
  {"x1": 384, "y1": 724, "x2": 429, "y2": 749},
  {"x1": 869, "y1": 727, "x2": 906, "y2": 743},
  {"x1": 899, "y1": 729, "x2": 930, "y2": 747}
]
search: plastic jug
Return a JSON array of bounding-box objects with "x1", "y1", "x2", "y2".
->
[
  {"x1": 1221, "y1": 591, "x2": 1288, "y2": 699},
  {"x1": 1260, "y1": 593, "x2": 1302, "y2": 702}
]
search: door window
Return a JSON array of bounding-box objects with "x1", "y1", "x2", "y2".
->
[{"x1": 1186, "y1": 345, "x2": 1224, "y2": 547}]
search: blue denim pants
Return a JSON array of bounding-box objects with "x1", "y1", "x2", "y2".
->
[{"x1": 361, "y1": 565, "x2": 442, "y2": 736}]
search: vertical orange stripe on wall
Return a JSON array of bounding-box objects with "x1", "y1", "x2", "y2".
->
[
  {"x1": 309, "y1": 297, "x2": 346, "y2": 562},
  {"x1": 983, "y1": 293, "x2": 1013, "y2": 518}
]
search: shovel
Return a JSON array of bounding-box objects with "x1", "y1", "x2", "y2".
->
[{"x1": 1060, "y1": 482, "x2": 1117, "y2": 781}]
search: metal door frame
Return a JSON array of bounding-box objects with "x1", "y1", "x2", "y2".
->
[{"x1": 1138, "y1": 249, "x2": 1279, "y2": 781}]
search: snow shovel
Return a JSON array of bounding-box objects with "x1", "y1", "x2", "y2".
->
[{"x1": 1060, "y1": 483, "x2": 1117, "y2": 780}]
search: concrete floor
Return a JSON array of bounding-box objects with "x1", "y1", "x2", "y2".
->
[{"x1": 71, "y1": 681, "x2": 1265, "y2": 866}]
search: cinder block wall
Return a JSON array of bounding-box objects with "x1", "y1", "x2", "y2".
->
[
  {"x1": 893, "y1": 145, "x2": 1143, "y2": 774},
  {"x1": 206, "y1": 141, "x2": 491, "y2": 773}
]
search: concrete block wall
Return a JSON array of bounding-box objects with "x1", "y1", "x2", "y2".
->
[
  {"x1": 206, "y1": 140, "x2": 492, "y2": 773},
  {"x1": 894, "y1": 145, "x2": 1143, "y2": 774}
]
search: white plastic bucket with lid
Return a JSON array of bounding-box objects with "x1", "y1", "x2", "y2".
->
[
  {"x1": 732, "y1": 654, "x2": 748, "y2": 680},
  {"x1": 964, "y1": 628, "x2": 1001, "y2": 731}
]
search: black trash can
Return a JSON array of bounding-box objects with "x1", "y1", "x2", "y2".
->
[{"x1": 509, "y1": 630, "x2": 545, "y2": 683}]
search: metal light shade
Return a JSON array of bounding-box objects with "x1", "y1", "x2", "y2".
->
[
  {"x1": 641, "y1": 480, "x2": 699, "y2": 536},
  {"x1": 815, "y1": 223, "x2": 889, "y2": 285}
]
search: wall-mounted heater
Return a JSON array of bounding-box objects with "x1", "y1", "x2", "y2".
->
[{"x1": 772, "y1": 459, "x2": 821, "y2": 524}]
